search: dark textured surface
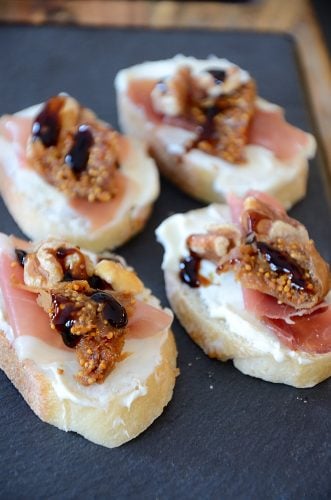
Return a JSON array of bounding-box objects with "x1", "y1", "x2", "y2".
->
[{"x1": 0, "y1": 26, "x2": 330, "y2": 499}]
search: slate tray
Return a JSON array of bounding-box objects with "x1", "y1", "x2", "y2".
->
[{"x1": 0, "y1": 26, "x2": 330, "y2": 500}]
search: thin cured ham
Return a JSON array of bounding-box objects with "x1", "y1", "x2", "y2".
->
[
  {"x1": 248, "y1": 107, "x2": 312, "y2": 161},
  {"x1": 265, "y1": 308, "x2": 331, "y2": 354},
  {"x1": 242, "y1": 287, "x2": 331, "y2": 353},
  {"x1": 127, "y1": 300, "x2": 172, "y2": 339},
  {"x1": 0, "y1": 246, "x2": 171, "y2": 351}
]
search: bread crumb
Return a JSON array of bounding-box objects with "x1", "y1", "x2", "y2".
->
[{"x1": 57, "y1": 368, "x2": 64, "y2": 375}]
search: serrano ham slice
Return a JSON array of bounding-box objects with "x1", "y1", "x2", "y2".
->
[
  {"x1": 249, "y1": 107, "x2": 312, "y2": 160},
  {"x1": 265, "y1": 307, "x2": 331, "y2": 354},
  {"x1": 0, "y1": 249, "x2": 170, "y2": 350}
]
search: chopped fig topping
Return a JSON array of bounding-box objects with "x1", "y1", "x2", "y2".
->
[
  {"x1": 192, "y1": 81, "x2": 256, "y2": 163},
  {"x1": 45, "y1": 281, "x2": 133, "y2": 385},
  {"x1": 22, "y1": 239, "x2": 138, "y2": 385},
  {"x1": 237, "y1": 195, "x2": 330, "y2": 308},
  {"x1": 28, "y1": 95, "x2": 120, "y2": 202},
  {"x1": 150, "y1": 65, "x2": 256, "y2": 163},
  {"x1": 180, "y1": 193, "x2": 331, "y2": 309}
]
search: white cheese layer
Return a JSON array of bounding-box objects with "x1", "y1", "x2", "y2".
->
[
  {"x1": 156, "y1": 205, "x2": 323, "y2": 365},
  {"x1": 0, "y1": 282, "x2": 168, "y2": 409},
  {"x1": 13, "y1": 331, "x2": 168, "y2": 409}
]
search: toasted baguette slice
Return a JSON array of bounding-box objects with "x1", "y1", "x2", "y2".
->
[
  {"x1": 115, "y1": 56, "x2": 316, "y2": 209},
  {"x1": 0, "y1": 98, "x2": 159, "y2": 252},
  {"x1": 156, "y1": 204, "x2": 331, "y2": 388},
  {"x1": 0, "y1": 234, "x2": 177, "y2": 447}
]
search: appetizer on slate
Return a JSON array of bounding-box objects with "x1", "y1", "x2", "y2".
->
[
  {"x1": 156, "y1": 191, "x2": 331, "y2": 388},
  {"x1": 0, "y1": 95, "x2": 159, "y2": 251},
  {"x1": 0, "y1": 234, "x2": 177, "y2": 447},
  {"x1": 116, "y1": 56, "x2": 316, "y2": 209}
]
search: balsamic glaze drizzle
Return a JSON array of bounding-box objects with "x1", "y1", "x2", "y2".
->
[
  {"x1": 208, "y1": 69, "x2": 227, "y2": 85},
  {"x1": 32, "y1": 97, "x2": 63, "y2": 147},
  {"x1": 65, "y1": 125, "x2": 94, "y2": 175},
  {"x1": 15, "y1": 249, "x2": 27, "y2": 267},
  {"x1": 179, "y1": 252, "x2": 202, "y2": 288},
  {"x1": 90, "y1": 291, "x2": 128, "y2": 328},
  {"x1": 256, "y1": 241, "x2": 306, "y2": 290}
]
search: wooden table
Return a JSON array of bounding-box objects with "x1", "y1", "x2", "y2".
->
[{"x1": 1, "y1": 0, "x2": 331, "y2": 179}]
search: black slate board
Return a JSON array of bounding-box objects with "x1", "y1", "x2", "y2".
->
[{"x1": 0, "y1": 26, "x2": 330, "y2": 500}]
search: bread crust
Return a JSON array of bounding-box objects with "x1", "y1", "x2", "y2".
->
[
  {"x1": 164, "y1": 269, "x2": 331, "y2": 388},
  {"x1": 0, "y1": 323, "x2": 177, "y2": 447},
  {"x1": 0, "y1": 160, "x2": 154, "y2": 252}
]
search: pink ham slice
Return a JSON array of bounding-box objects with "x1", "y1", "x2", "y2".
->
[
  {"x1": 248, "y1": 107, "x2": 311, "y2": 161},
  {"x1": 127, "y1": 300, "x2": 172, "y2": 339},
  {"x1": 243, "y1": 287, "x2": 331, "y2": 354},
  {"x1": 0, "y1": 248, "x2": 170, "y2": 351},
  {"x1": 265, "y1": 308, "x2": 331, "y2": 354},
  {"x1": 227, "y1": 190, "x2": 285, "y2": 226},
  {"x1": 0, "y1": 251, "x2": 67, "y2": 349}
]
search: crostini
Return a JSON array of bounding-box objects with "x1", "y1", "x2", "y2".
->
[
  {"x1": 0, "y1": 234, "x2": 177, "y2": 447},
  {"x1": 0, "y1": 94, "x2": 159, "y2": 251},
  {"x1": 156, "y1": 191, "x2": 331, "y2": 388},
  {"x1": 116, "y1": 56, "x2": 316, "y2": 209}
]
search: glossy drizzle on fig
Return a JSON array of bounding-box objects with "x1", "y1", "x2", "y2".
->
[
  {"x1": 208, "y1": 69, "x2": 227, "y2": 85},
  {"x1": 50, "y1": 247, "x2": 89, "y2": 281},
  {"x1": 65, "y1": 125, "x2": 94, "y2": 175},
  {"x1": 257, "y1": 241, "x2": 307, "y2": 291},
  {"x1": 51, "y1": 294, "x2": 81, "y2": 348},
  {"x1": 32, "y1": 96, "x2": 64, "y2": 147},
  {"x1": 90, "y1": 291, "x2": 128, "y2": 328}
]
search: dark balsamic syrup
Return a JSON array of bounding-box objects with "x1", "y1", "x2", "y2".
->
[
  {"x1": 90, "y1": 291, "x2": 128, "y2": 328},
  {"x1": 208, "y1": 69, "x2": 227, "y2": 85},
  {"x1": 32, "y1": 96, "x2": 63, "y2": 147},
  {"x1": 65, "y1": 125, "x2": 94, "y2": 175},
  {"x1": 196, "y1": 105, "x2": 220, "y2": 143},
  {"x1": 179, "y1": 252, "x2": 202, "y2": 288},
  {"x1": 53, "y1": 247, "x2": 88, "y2": 281},
  {"x1": 15, "y1": 248, "x2": 27, "y2": 267},
  {"x1": 256, "y1": 241, "x2": 306, "y2": 290},
  {"x1": 51, "y1": 294, "x2": 81, "y2": 348},
  {"x1": 87, "y1": 274, "x2": 112, "y2": 290}
]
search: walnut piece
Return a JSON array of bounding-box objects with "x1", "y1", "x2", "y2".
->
[
  {"x1": 24, "y1": 239, "x2": 94, "y2": 288},
  {"x1": 94, "y1": 259, "x2": 144, "y2": 294}
]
